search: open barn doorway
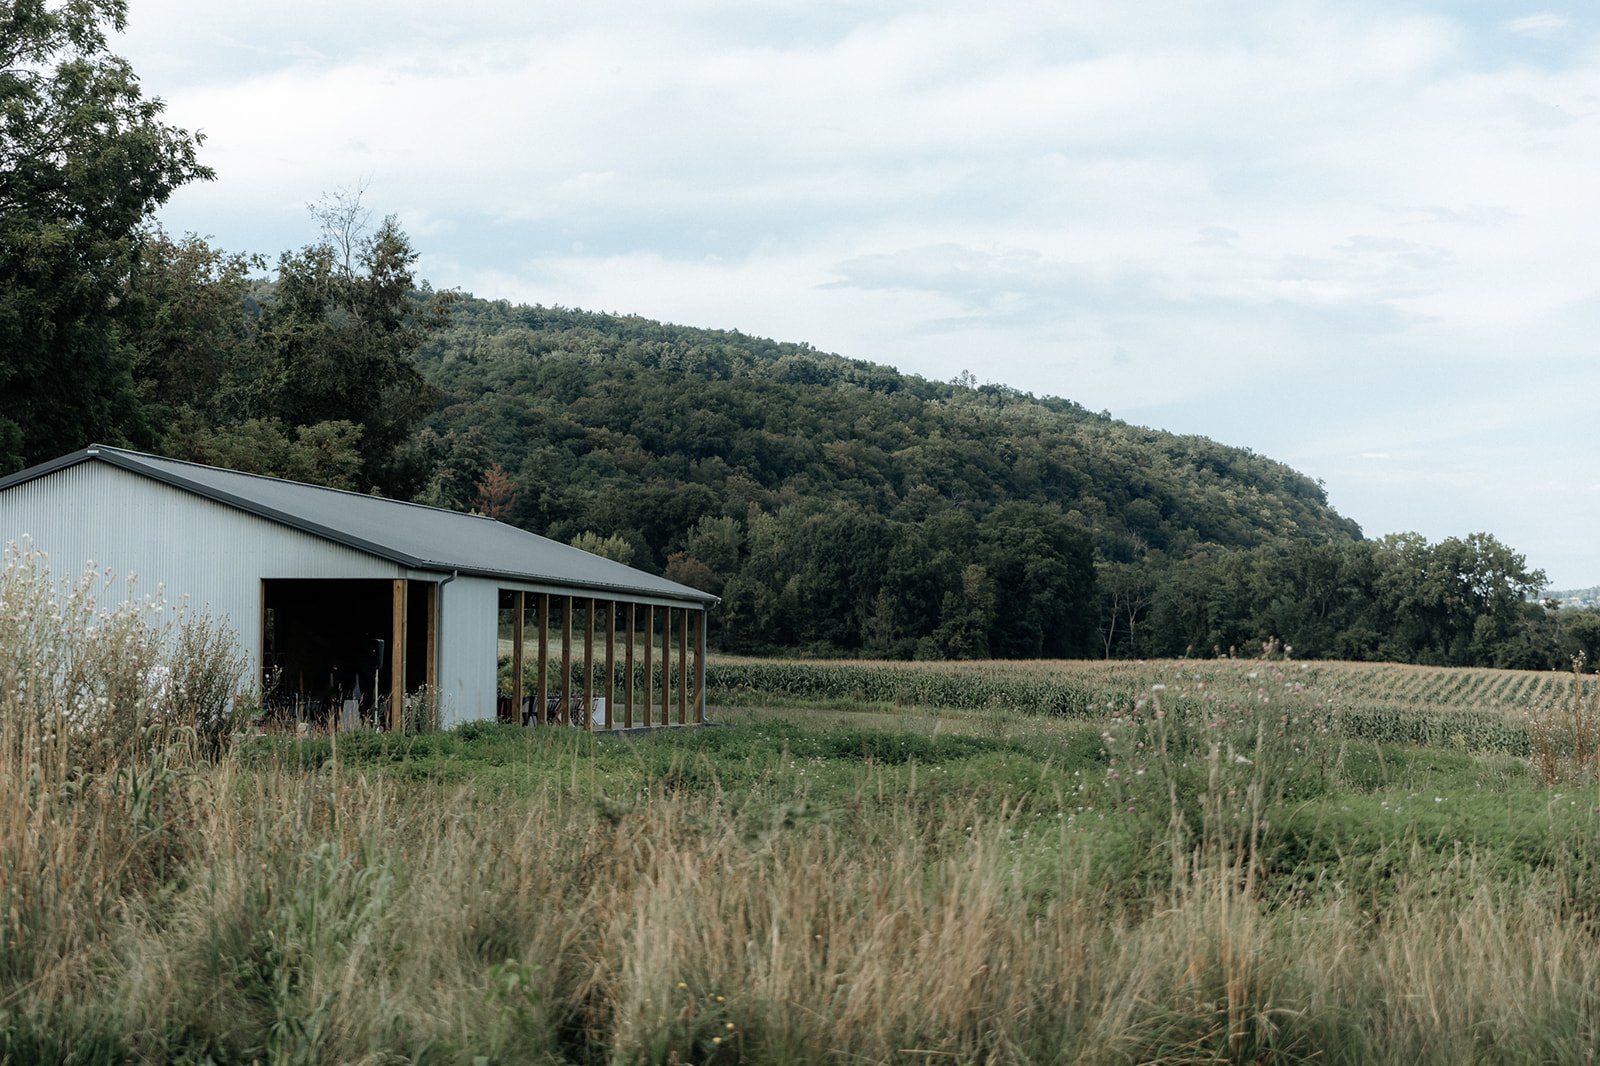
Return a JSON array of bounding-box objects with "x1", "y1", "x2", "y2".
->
[{"x1": 261, "y1": 579, "x2": 434, "y2": 728}]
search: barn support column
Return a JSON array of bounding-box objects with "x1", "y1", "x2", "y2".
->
[
  {"x1": 694, "y1": 609, "x2": 706, "y2": 724},
  {"x1": 536, "y1": 593, "x2": 550, "y2": 725},
  {"x1": 643, "y1": 606, "x2": 655, "y2": 728},
  {"x1": 583, "y1": 597, "x2": 596, "y2": 732},
  {"x1": 624, "y1": 605, "x2": 636, "y2": 729},
  {"x1": 389, "y1": 579, "x2": 407, "y2": 732},
  {"x1": 660, "y1": 607, "x2": 672, "y2": 726},
  {"x1": 603, "y1": 601, "x2": 616, "y2": 731},
  {"x1": 560, "y1": 596, "x2": 573, "y2": 725},
  {"x1": 677, "y1": 608, "x2": 688, "y2": 725},
  {"x1": 425, "y1": 583, "x2": 439, "y2": 692},
  {"x1": 509, "y1": 591, "x2": 526, "y2": 724}
]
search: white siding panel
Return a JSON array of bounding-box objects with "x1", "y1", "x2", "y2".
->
[
  {"x1": 436, "y1": 576, "x2": 499, "y2": 726},
  {"x1": 3, "y1": 463, "x2": 402, "y2": 685}
]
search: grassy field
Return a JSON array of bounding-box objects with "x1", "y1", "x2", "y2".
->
[{"x1": 9, "y1": 560, "x2": 1600, "y2": 1064}]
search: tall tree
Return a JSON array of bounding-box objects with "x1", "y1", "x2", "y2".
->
[
  {"x1": 259, "y1": 195, "x2": 443, "y2": 495},
  {"x1": 0, "y1": 0, "x2": 212, "y2": 470}
]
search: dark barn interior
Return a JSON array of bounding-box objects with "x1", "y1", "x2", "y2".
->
[{"x1": 262, "y1": 579, "x2": 430, "y2": 725}]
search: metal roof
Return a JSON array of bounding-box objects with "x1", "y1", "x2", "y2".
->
[{"x1": 0, "y1": 445, "x2": 718, "y2": 606}]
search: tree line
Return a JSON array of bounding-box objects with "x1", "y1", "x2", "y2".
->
[{"x1": 1, "y1": 0, "x2": 1585, "y2": 669}]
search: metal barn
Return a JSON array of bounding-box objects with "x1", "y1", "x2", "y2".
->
[{"x1": 0, "y1": 445, "x2": 718, "y2": 729}]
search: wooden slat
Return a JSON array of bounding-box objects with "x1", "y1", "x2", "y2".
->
[
  {"x1": 624, "y1": 605, "x2": 636, "y2": 729},
  {"x1": 661, "y1": 606, "x2": 671, "y2": 726},
  {"x1": 561, "y1": 596, "x2": 573, "y2": 726},
  {"x1": 509, "y1": 591, "x2": 525, "y2": 724},
  {"x1": 603, "y1": 601, "x2": 615, "y2": 730},
  {"x1": 259, "y1": 579, "x2": 267, "y2": 699},
  {"x1": 424, "y1": 582, "x2": 439, "y2": 691},
  {"x1": 677, "y1": 607, "x2": 688, "y2": 725},
  {"x1": 583, "y1": 597, "x2": 596, "y2": 732},
  {"x1": 694, "y1": 609, "x2": 706, "y2": 724},
  {"x1": 536, "y1": 593, "x2": 549, "y2": 725},
  {"x1": 643, "y1": 605, "x2": 655, "y2": 728},
  {"x1": 390, "y1": 579, "x2": 407, "y2": 732}
]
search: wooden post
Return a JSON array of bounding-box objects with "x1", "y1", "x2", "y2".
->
[
  {"x1": 390, "y1": 579, "x2": 407, "y2": 732},
  {"x1": 425, "y1": 582, "x2": 439, "y2": 691},
  {"x1": 694, "y1": 608, "x2": 706, "y2": 724},
  {"x1": 603, "y1": 601, "x2": 615, "y2": 730},
  {"x1": 643, "y1": 605, "x2": 655, "y2": 728},
  {"x1": 660, "y1": 606, "x2": 671, "y2": 726},
  {"x1": 624, "y1": 605, "x2": 636, "y2": 729},
  {"x1": 259, "y1": 580, "x2": 268, "y2": 702},
  {"x1": 583, "y1": 597, "x2": 596, "y2": 732},
  {"x1": 561, "y1": 595, "x2": 573, "y2": 726},
  {"x1": 677, "y1": 607, "x2": 688, "y2": 725},
  {"x1": 510, "y1": 591, "x2": 525, "y2": 725},
  {"x1": 536, "y1": 593, "x2": 549, "y2": 725}
]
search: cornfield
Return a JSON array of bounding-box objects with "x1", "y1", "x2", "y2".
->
[{"x1": 707, "y1": 655, "x2": 1583, "y2": 755}]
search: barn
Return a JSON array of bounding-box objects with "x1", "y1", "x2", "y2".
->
[{"x1": 0, "y1": 444, "x2": 718, "y2": 729}]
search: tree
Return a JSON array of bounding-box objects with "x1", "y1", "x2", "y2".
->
[
  {"x1": 977, "y1": 502, "x2": 1098, "y2": 658},
  {"x1": 472, "y1": 462, "x2": 518, "y2": 520},
  {"x1": 123, "y1": 228, "x2": 265, "y2": 425},
  {"x1": 0, "y1": 0, "x2": 212, "y2": 470},
  {"x1": 259, "y1": 192, "x2": 445, "y2": 495},
  {"x1": 570, "y1": 531, "x2": 635, "y2": 566}
]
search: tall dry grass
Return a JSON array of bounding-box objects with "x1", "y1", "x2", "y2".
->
[
  {"x1": 8, "y1": 546, "x2": 1600, "y2": 1062},
  {"x1": 7, "y1": 752, "x2": 1600, "y2": 1061}
]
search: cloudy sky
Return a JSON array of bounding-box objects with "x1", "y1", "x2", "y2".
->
[{"x1": 113, "y1": 2, "x2": 1599, "y2": 586}]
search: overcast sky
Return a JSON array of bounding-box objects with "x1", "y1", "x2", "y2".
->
[{"x1": 113, "y1": 1, "x2": 1599, "y2": 586}]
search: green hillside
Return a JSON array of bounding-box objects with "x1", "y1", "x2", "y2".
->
[
  {"x1": 404, "y1": 296, "x2": 1363, "y2": 658},
  {"x1": 418, "y1": 297, "x2": 1360, "y2": 564}
]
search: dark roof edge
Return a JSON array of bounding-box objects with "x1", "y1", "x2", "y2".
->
[
  {"x1": 0, "y1": 446, "x2": 98, "y2": 493},
  {"x1": 450, "y1": 566, "x2": 720, "y2": 606}
]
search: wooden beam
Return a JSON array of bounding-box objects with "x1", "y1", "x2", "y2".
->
[
  {"x1": 660, "y1": 606, "x2": 671, "y2": 727},
  {"x1": 536, "y1": 593, "x2": 549, "y2": 726},
  {"x1": 677, "y1": 606, "x2": 688, "y2": 726},
  {"x1": 624, "y1": 605, "x2": 636, "y2": 729},
  {"x1": 643, "y1": 605, "x2": 655, "y2": 728},
  {"x1": 510, "y1": 591, "x2": 525, "y2": 724},
  {"x1": 424, "y1": 582, "x2": 439, "y2": 691},
  {"x1": 583, "y1": 597, "x2": 596, "y2": 732},
  {"x1": 390, "y1": 578, "x2": 407, "y2": 732},
  {"x1": 694, "y1": 608, "x2": 706, "y2": 724},
  {"x1": 561, "y1": 596, "x2": 573, "y2": 726},
  {"x1": 603, "y1": 601, "x2": 615, "y2": 730},
  {"x1": 259, "y1": 579, "x2": 268, "y2": 702}
]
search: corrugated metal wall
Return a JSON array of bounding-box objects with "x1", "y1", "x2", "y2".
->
[
  {"x1": 2, "y1": 461, "x2": 413, "y2": 699},
  {"x1": 436, "y1": 577, "x2": 499, "y2": 727}
]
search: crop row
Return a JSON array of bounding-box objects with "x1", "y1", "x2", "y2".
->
[{"x1": 706, "y1": 656, "x2": 1575, "y2": 755}]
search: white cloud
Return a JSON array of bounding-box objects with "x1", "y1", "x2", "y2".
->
[
  {"x1": 111, "y1": 0, "x2": 1600, "y2": 584},
  {"x1": 1506, "y1": 13, "x2": 1572, "y2": 38}
]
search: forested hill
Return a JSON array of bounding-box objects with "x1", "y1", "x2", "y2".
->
[
  {"x1": 406, "y1": 295, "x2": 1362, "y2": 658},
  {"x1": 418, "y1": 297, "x2": 1360, "y2": 566}
]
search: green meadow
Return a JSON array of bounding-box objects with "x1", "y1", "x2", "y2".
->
[{"x1": 8, "y1": 561, "x2": 1600, "y2": 1064}]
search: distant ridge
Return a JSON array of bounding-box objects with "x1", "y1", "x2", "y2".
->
[
  {"x1": 1545, "y1": 587, "x2": 1600, "y2": 608},
  {"x1": 415, "y1": 294, "x2": 1363, "y2": 571}
]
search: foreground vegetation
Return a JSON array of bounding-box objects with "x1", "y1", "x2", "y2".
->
[{"x1": 10, "y1": 554, "x2": 1600, "y2": 1063}]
